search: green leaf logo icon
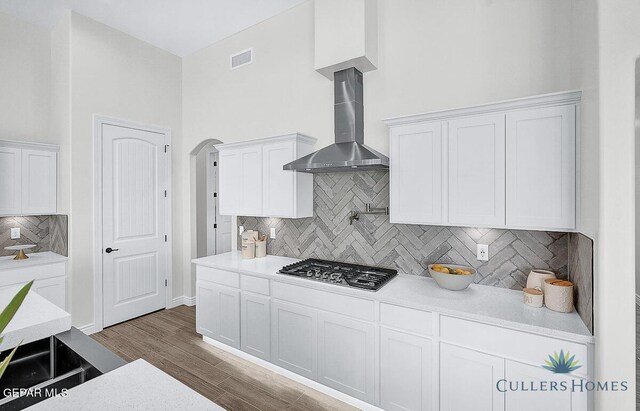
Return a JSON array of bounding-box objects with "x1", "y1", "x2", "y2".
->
[{"x1": 541, "y1": 350, "x2": 582, "y2": 374}]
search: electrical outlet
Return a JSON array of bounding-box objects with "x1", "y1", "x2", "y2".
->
[
  {"x1": 270, "y1": 227, "x2": 276, "y2": 239},
  {"x1": 10, "y1": 228, "x2": 20, "y2": 240},
  {"x1": 239, "y1": 226, "x2": 244, "y2": 235},
  {"x1": 477, "y1": 244, "x2": 489, "y2": 261}
]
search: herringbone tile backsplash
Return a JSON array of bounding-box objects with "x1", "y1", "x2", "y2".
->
[
  {"x1": 0, "y1": 215, "x2": 68, "y2": 257},
  {"x1": 238, "y1": 171, "x2": 569, "y2": 290}
]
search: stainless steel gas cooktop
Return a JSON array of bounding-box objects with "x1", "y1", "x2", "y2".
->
[{"x1": 278, "y1": 259, "x2": 397, "y2": 291}]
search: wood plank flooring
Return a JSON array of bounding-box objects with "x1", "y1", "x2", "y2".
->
[{"x1": 92, "y1": 306, "x2": 358, "y2": 411}]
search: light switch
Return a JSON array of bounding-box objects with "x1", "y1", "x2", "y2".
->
[
  {"x1": 10, "y1": 228, "x2": 20, "y2": 240},
  {"x1": 270, "y1": 227, "x2": 276, "y2": 239}
]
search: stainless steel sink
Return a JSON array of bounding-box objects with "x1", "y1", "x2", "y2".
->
[{"x1": 0, "y1": 327, "x2": 126, "y2": 409}]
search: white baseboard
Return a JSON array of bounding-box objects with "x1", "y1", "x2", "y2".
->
[
  {"x1": 203, "y1": 336, "x2": 382, "y2": 411},
  {"x1": 78, "y1": 322, "x2": 100, "y2": 335},
  {"x1": 636, "y1": 293, "x2": 640, "y2": 306},
  {"x1": 170, "y1": 296, "x2": 196, "y2": 308}
]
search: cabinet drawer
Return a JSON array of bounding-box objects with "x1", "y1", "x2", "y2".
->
[
  {"x1": 272, "y1": 281, "x2": 375, "y2": 322},
  {"x1": 380, "y1": 303, "x2": 434, "y2": 337},
  {"x1": 241, "y1": 275, "x2": 270, "y2": 295},
  {"x1": 196, "y1": 266, "x2": 240, "y2": 288},
  {"x1": 440, "y1": 315, "x2": 588, "y2": 377},
  {"x1": 0, "y1": 262, "x2": 66, "y2": 285}
]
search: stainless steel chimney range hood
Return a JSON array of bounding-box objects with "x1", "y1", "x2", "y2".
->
[{"x1": 283, "y1": 68, "x2": 389, "y2": 173}]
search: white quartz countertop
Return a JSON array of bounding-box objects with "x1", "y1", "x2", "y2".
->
[
  {"x1": 0, "y1": 251, "x2": 68, "y2": 270},
  {"x1": 193, "y1": 252, "x2": 594, "y2": 344},
  {"x1": 27, "y1": 359, "x2": 223, "y2": 410},
  {"x1": 0, "y1": 287, "x2": 71, "y2": 351}
]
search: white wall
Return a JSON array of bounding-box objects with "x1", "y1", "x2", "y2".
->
[
  {"x1": 51, "y1": 12, "x2": 183, "y2": 327},
  {"x1": 0, "y1": 12, "x2": 51, "y2": 142},
  {"x1": 595, "y1": 0, "x2": 640, "y2": 408},
  {"x1": 636, "y1": 64, "x2": 640, "y2": 296}
]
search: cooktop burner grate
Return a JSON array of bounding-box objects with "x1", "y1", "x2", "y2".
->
[{"x1": 278, "y1": 259, "x2": 398, "y2": 291}]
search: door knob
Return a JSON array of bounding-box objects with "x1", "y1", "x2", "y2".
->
[{"x1": 105, "y1": 247, "x2": 119, "y2": 253}]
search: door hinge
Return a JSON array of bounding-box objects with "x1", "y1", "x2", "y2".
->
[
  {"x1": 164, "y1": 144, "x2": 170, "y2": 153},
  {"x1": 213, "y1": 192, "x2": 217, "y2": 198},
  {"x1": 213, "y1": 161, "x2": 217, "y2": 166},
  {"x1": 164, "y1": 190, "x2": 167, "y2": 197},
  {"x1": 165, "y1": 279, "x2": 168, "y2": 287},
  {"x1": 164, "y1": 235, "x2": 168, "y2": 242},
  {"x1": 214, "y1": 223, "x2": 217, "y2": 229}
]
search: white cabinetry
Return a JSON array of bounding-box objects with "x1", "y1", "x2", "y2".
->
[
  {"x1": 506, "y1": 105, "x2": 576, "y2": 230},
  {"x1": 195, "y1": 281, "x2": 240, "y2": 348},
  {"x1": 440, "y1": 343, "x2": 505, "y2": 411},
  {"x1": 216, "y1": 134, "x2": 316, "y2": 218},
  {"x1": 380, "y1": 328, "x2": 433, "y2": 411},
  {"x1": 241, "y1": 292, "x2": 270, "y2": 361},
  {"x1": 385, "y1": 91, "x2": 579, "y2": 231},
  {"x1": 505, "y1": 360, "x2": 587, "y2": 411},
  {"x1": 317, "y1": 312, "x2": 375, "y2": 403},
  {"x1": 271, "y1": 300, "x2": 318, "y2": 380},
  {"x1": 390, "y1": 122, "x2": 442, "y2": 225},
  {"x1": 0, "y1": 141, "x2": 58, "y2": 216},
  {"x1": 448, "y1": 114, "x2": 505, "y2": 227}
]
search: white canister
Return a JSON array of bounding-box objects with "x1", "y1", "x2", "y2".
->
[
  {"x1": 523, "y1": 288, "x2": 544, "y2": 308},
  {"x1": 544, "y1": 279, "x2": 574, "y2": 313},
  {"x1": 241, "y1": 240, "x2": 255, "y2": 259},
  {"x1": 526, "y1": 269, "x2": 556, "y2": 291},
  {"x1": 255, "y1": 240, "x2": 266, "y2": 258}
]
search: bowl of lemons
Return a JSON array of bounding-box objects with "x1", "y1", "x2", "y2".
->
[{"x1": 428, "y1": 264, "x2": 477, "y2": 291}]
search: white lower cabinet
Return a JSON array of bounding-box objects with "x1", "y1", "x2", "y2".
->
[
  {"x1": 271, "y1": 300, "x2": 318, "y2": 380},
  {"x1": 32, "y1": 276, "x2": 66, "y2": 310},
  {"x1": 241, "y1": 293, "x2": 270, "y2": 361},
  {"x1": 317, "y1": 312, "x2": 375, "y2": 403},
  {"x1": 440, "y1": 343, "x2": 505, "y2": 411},
  {"x1": 196, "y1": 281, "x2": 240, "y2": 349},
  {"x1": 505, "y1": 360, "x2": 587, "y2": 411},
  {"x1": 380, "y1": 328, "x2": 433, "y2": 411}
]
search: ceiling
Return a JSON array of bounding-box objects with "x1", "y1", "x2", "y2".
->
[{"x1": 0, "y1": 0, "x2": 307, "y2": 57}]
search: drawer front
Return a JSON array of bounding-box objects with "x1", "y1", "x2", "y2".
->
[
  {"x1": 0, "y1": 262, "x2": 66, "y2": 285},
  {"x1": 241, "y1": 275, "x2": 270, "y2": 295},
  {"x1": 440, "y1": 315, "x2": 589, "y2": 378},
  {"x1": 380, "y1": 303, "x2": 434, "y2": 337},
  {"x1": 272, "y1": 282, "x2": 375, "y2": 322},
  {"x1": 196, "y1": 266, "x2": 240, "y2": 288}
]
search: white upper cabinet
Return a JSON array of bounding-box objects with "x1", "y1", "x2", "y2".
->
[
  {"x1": 216, "y1": 134, "x2": 316, "y2": 218},
  {"x1": 385, "y1": 91, "x2": 579, "y2": 232},
  {"x1": 0, "y1": 147, "x2": 22, "y2": 215},
  {"x1": 390, "y1": 121, "x2": 442, "y2": 225},
  {"x1": 448, "y1": 114, "x2": 505, "y2": 227},
  {"x1": 0, "y1": 141, "x2": 58, "y2": 216},
  {"x1": 506, "y1": 105, "x2": 576, "y2": 230}
]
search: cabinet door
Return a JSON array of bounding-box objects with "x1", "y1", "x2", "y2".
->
[
  {"x1": 505, "y1": 360, "x2": 587, "y2": 411},
  {"x1": 218, "y1": 148, "x2": 242, "y2": 215},
  {"x1": 239, "y1": 147, "x2": 263, "y2": 216},
  {"x1": 241, "y1": 292, "x2": 270, "y2": 361},
  {"x1": 21, "y1": 150, "x2": 57, "y2": 215},
  {"x1": 0, "y1": 147, "x2": 22, "y2": 215},
  {"x1": 449, "y1": 115, "x2": 505, "y2": 227},
  {"x1": 317, "y1": 312, "x2": 375, "y2": 403},
  {"x1": 440, "y1": 343, "x2": 505, "y2": 411},
  {"x1": 196, "y1": 281, "x2": 240, "y2": 348},
  {"x1": 33, "y1": 276, "x2": 66, "y2": 311},
  {"x1": 506, "y1": 105, "x2": 576, "y2": 230},
  {"x1": 390, "y1": 122, "x2": 443, "y2": 225},
  {"x1": 262, "y1": 141, "x2": 295, "y2": 217},
  {"x1": 380, "y1": 328, "x2": 433, "y2": 411},
  {"x1": 271, "y1": 301, "x2": 317, "y2": 380}
]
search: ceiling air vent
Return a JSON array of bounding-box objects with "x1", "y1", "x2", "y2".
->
[{"x1": 230, "y1": 48, "x2": 253, "y2": 70}]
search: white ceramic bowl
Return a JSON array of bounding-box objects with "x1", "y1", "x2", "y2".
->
[{"x1": 428, "y1": 264, "x2": 477, "y2": 291}]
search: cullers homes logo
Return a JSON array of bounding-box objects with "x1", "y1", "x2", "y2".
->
[{"x1": 496, "y1": 350, "x2": 628, "y2": 393}]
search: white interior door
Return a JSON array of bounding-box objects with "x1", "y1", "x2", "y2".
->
[
  {"x1": 207, "y1": 151, "x2": 232, "y2": 255},
  {"x1": 102, "y1": 123, "x2": 169, "y2": 327}
]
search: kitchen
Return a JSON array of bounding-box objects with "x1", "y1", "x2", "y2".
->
[{"x1": 0, "y1": 0, "x2": 636, "y2": 410}]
